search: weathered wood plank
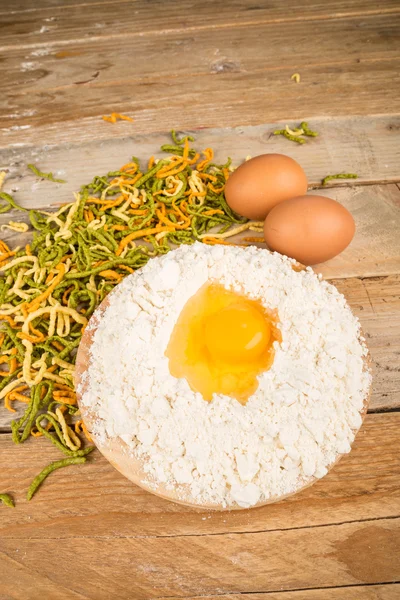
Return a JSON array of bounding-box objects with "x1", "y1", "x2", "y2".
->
[
  {"x1": 2, "y1": 0, "x2": 400, "y2": 47},
  {"x1": 1, "y1": 15, "x2": 400, "y2": 138},
  {"x1": 229, "y1": 185, "x2": 400, "y2": 279},
  {"x1": 6, "y1": 0, "x2": 400, "y2": 16},
  {"x1": 333, "y1": 276, "x2": 400, "y2": 411},
  {"x1": 2, "y1": 117, "x2": 400, "y2": 186},
  {"x1": 0, "y1": 414, "x2": 399, "y2": 539},
  {"x1": 4, "y1": 0, "x2": 400, "y2": 19},
  {"x1": 5, "y1": 13, "x2": 397, "y2": 82},
  {"x1": 2, "y1": 63, "x2": 400, "y2": 145},
  {"x1": 4, "y1": 0, "x2": 129, "y2": 11},
  {"x1": 159, "y1": 584, "x2": 400, "y2": 600},
  {"x1": 0, "y1": 555, "x2": 87, "y2": 600},
  {"x1": 0, "y1": 517, "x2": 398, "y2": 598}
]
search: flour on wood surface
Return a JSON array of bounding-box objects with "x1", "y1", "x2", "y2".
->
[{"x1": 79, "y1": 244, "x2": 371, "y2": 508}]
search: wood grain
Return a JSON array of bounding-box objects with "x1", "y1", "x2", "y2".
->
[
  {"x1": 333, "y1": 276, "x2": 400, "y2": 411},
  {"x1": 6, "y1": 14, "x2": 397, "y2": 88},
  {"x1": 159, "y1": 584, "x2": 400, "y2": 600},
  {"x1": 3, "y1": 0, "x2": 135, "y2": 11},
  {"x1": 4, "y1": 14, "x2": 398, "y2": 81},
  {"x1": 315, "y1": 185, "x2": 400, "y2": 279},
  {"x1": 2, "y1": 0, "x2": 400, "y2": 46},
  {"x1": 231, "y1": 185, "x2": 400, "y2": 280},
  {"x1": 0, "y1": 413, "x2": 399, "y2": 538},
  {"x1": 2, "y1": 116, "x2": 400, "y2": 184},
  {"x1": 2, "y1": 62, "x2": 400, "y2": 146},
  {"x1": 1, "y1": 12, "x2": 400, "y2": 140},
  {"x1": 2, "y1": 62, "x2": 399, "y2": 148},
  {"x1": 0, "y1": 517, "x2": 399, "y2": 598},
  {"x1": 5, "y1": 0, "x2": 400, "y2": 16}
]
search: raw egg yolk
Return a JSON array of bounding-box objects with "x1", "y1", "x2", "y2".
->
[
  {"x1": 165, "y1": 283, "x2": 280, "y2": 405},
  {"x1": 204, "y1": 303, "x2": 271, "y2": 364}
]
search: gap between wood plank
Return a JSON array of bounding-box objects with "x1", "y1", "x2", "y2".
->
[
  {"x1": 158, "y1": 581, "x2": 400, "y2": 599},
  {"x1": 3, "y1": 0, "x2": 399, "y2": 17},
  {"x1": 368, "y1": 406, "x2": 400, "y2": 414},
  {"x1": 312, "y1": 179, "x2": 400, "y2": 189},
  {"x1": 2, "y1": 10, "x2": 400, "y2": 52},
  {"x1": 3, "y1": 515, "x2": 399, "y2": 542}
]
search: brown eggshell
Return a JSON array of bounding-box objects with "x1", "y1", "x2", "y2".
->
[
  {"x1": 225, "y1": 154, "x2": 308, "y2": 220},
  {"x1": 263, "y1": 195, "x2": 355, "y2": 265}
]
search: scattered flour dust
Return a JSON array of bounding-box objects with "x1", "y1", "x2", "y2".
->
[
  {"x1": 21, "y1": 62, "x2": 38, "y2": 72},
  {"x1": 79, "y1": 243, "x2": 371, "y2": 508}
]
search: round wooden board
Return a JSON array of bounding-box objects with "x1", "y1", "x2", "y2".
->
[{"x1": 75, "y1": 274, "x2": 371, "y2": 511}]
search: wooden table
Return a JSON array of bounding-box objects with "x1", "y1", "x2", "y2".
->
[{"x1": 1, "y1": 1, "x2": 400, "y2": 598}]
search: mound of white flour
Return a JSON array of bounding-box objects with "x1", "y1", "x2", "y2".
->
[{"x1": 79, "y1": 243, "x2": 371, "y2": 508}]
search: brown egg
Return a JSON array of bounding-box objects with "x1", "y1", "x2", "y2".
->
[
  {"x1": 225, "y1": 154, "x2": 308, "y2": 220},
  {"x1": 263, "y1": 195, "x2": 355, "y2": 265}
]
